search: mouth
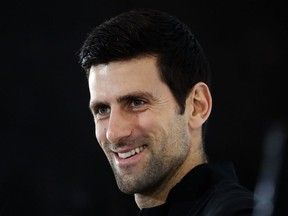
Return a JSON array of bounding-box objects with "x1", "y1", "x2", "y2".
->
[{"x1": 117, "y1": 145, "x2": 147, "y2": 159}]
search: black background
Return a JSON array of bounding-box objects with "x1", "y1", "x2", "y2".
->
[{"x1": 1, "y1": 0, "x2": 287, "y2": 215}]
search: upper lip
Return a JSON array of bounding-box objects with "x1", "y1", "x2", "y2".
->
[
  {"x1": 112, "y1": 144, "x2": 146, "y2": 153},
  {"x1": 115, "y1": 145, "x2": 147, "y2": 159}
]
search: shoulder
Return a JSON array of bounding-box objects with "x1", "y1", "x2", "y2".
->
[
  {"x1": 199, "y1": 181, "x2": 255, "y2": 216},
  {"x1": 184, "y1": 162, "x2": 256, "y2": 216}
]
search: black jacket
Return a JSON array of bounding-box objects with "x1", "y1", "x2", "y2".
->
[{"x1": 138, "y1": 162, "x2": 255, "y2": 216}]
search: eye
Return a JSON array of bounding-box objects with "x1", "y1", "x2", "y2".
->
[
  {"x1": 95, "y1": 105, "x2": 111, "y2": 116},
  {"x1": 131, "y1": 99, "x2": 146, "y2": 108}
]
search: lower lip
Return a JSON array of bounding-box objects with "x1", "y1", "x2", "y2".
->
[{"x1": 114, "y1": 149, "x2": 145, "y2": 168}]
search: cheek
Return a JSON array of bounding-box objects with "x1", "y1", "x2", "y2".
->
[
  {"x1": 138, "y1": 113, "x2": 166, "y2": 133},
  {"x1": 95, "y1": 122, "x2": 107, "y2": 145}
]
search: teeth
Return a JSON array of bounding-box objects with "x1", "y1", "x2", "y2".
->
[{"x1": 118, "y1": 146, "x2": 145, "y2": 159}]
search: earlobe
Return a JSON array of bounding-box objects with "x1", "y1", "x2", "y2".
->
[{"x1": 187, "y1": 82, "x2": 212, "y2": 129}]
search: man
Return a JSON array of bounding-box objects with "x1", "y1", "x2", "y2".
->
[{"x1": 79, "y1": 8, "x2": 255, "y2": 215}]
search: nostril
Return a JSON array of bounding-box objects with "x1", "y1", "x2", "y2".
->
[{"x1": 106, "y1": 126, "x2": 133, "y2": 144}]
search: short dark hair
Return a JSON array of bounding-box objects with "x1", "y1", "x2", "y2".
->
[{"x1": 79, "y1": 8, "x2": 211, "y2": 141}]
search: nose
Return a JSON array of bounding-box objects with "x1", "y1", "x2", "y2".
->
[{"x1": 106, "y1": 108, "x2": 133, "y2": 144}]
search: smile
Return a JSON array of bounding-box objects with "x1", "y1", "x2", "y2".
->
[{"x1": 118, "y1": 145, "x2": 146, "y2": 159}]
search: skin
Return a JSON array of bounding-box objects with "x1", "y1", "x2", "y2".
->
[{"x1": 88, "y1": 56, "x2": 212, "y2": 209}]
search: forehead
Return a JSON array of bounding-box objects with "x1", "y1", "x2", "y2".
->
[{"x1": 88, "y1": 56, "x2": 164, "y2": 99}]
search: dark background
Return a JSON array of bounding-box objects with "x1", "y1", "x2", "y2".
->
[{"x1": 1, "y1": 0, "x2": 287, "y2": 215}]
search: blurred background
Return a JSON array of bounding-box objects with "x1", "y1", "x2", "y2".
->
[{"x1": 1, "y1": 0, "x2": 287, "y2": 215}]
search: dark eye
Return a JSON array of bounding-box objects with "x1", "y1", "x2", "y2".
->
[{"x1": 131, "y1": 99, "x2": 146, "y2": 108}]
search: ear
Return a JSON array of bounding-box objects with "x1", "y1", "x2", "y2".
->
[{"x1": 185, "y1": 82, "x2": 212, "y2": 129}]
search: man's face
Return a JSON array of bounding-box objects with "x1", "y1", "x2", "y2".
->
[{"x1": 88, "y1": 56, "x2": 191, "y2": 194}]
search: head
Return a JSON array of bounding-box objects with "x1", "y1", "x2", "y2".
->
[
  {"x1": 79, "y1": 8, "x2": 212, "y2": 204},
  {"x1": 80, "y1": 8, "x2": 211, "y2": 117}
]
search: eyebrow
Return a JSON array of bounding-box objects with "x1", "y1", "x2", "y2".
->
[{"x1": 117, "y1": 91, "x2": 155, "y2": 103}]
